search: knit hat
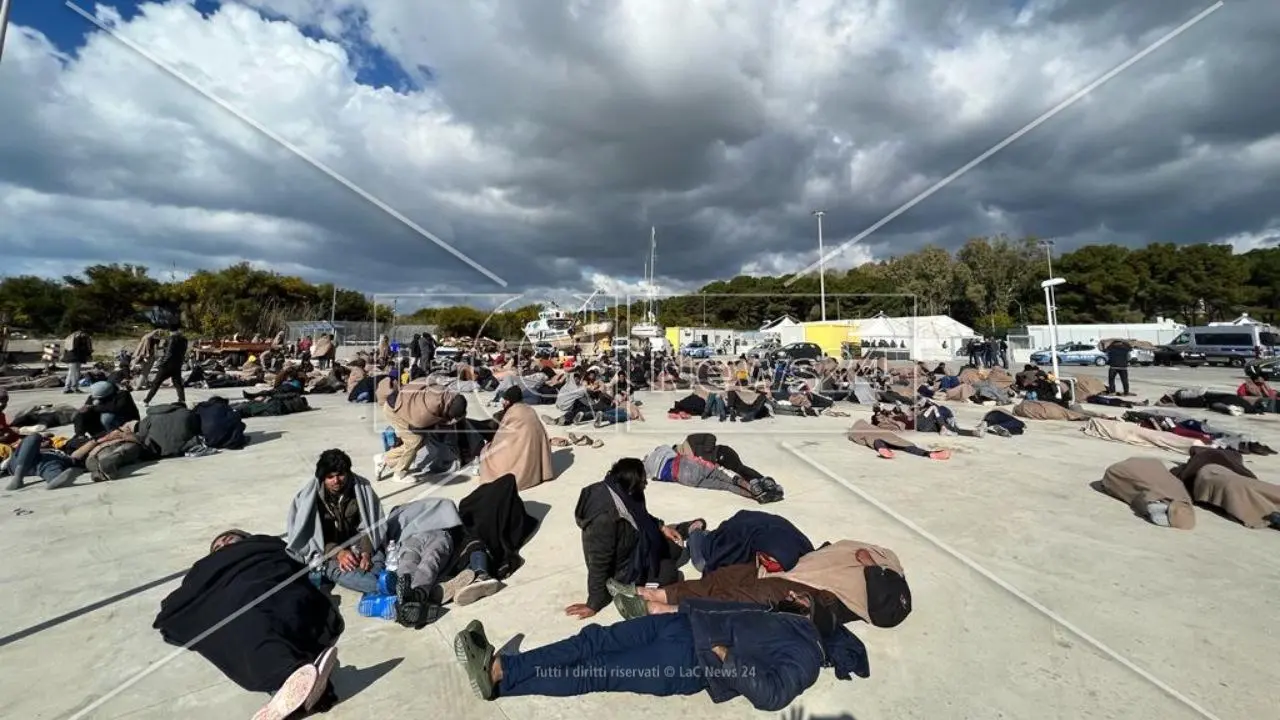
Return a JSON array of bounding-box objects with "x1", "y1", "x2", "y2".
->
[{"x1": 89, "y1": 381, "x2": 115, "y2": 399}]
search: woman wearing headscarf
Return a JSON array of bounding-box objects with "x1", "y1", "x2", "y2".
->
[
  {"x1": 565, "y1": 458, "x2": 685, "y2": 620},
  {"x1": 477, "y1": 386, "x2": 556, "y2": 491}
]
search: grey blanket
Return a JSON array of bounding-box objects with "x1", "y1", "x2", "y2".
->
[
  {"x1": 285, "y1": 474, "x2": 386, "y2": 565},
  {"x1": 285, "y1": 474, "x2": 463, "y2": 565}
]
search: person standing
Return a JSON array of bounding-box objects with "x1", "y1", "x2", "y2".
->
[
  {"x1": 420, "y1": 332, "x2": 438, "y2": 374},
  {"x1": 1105, "y1": 339, "x2": 1132, "y2": 396},
  {"x1": 62, "y1": 329, "x2": 93, "y2": 394},
  {"x1": 409, "y1": 333, "x2": 423, "y2": 373},
  {"x1": 999, "y1": 337, "x2": 1010, "y2": 369},
  {"x1": 133, "y1": 329, "x2": 163, "y2": 390},
  {"x1": 144, "y1": 325, "x2": 189, "y2": 405}
]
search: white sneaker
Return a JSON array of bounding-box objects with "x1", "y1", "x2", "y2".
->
[
  {"x1": 391, "y1": 471, "x2": 417, "y2": 484},
  {"x1": 372, "y1": 454, "x2": 387, "y2": 480}
]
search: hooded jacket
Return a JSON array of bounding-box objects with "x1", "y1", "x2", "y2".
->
[{"x1": 574, "y1": 481, "x2": 668, "y2": 611}]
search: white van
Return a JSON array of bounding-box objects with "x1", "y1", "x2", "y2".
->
[{"x1": 1164, "y1": 325, "x2": 1279, "y2": 367}]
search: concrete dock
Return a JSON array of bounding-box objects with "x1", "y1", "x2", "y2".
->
[{"x1": 1, "y1": 365, "x2": 1276, "y2": 720}]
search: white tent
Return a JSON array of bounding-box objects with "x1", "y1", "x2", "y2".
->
[{"x1": 803, "y1": 313, "x2": 976, "y2": 361}]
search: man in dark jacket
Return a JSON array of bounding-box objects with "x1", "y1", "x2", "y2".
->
[
  {"x1": 63, "y1": 330, "x2": 93, "y2": 394},
  {"x1": 154, "y1": 530, "x2": 342, "y2": 719},
  {"x1": 137, "y1": 402, "x2": 200, "y2": 458},
  {"x1": 74, "y1": 380, "x2": 141, "y2": 437},
  {"x1": 454, "y1": 595, "x2": 869, "y2": 710},
  {"x1": 566, "y1": 458, "x2": 685, "y2": 620},
  {"x1": 1105, "y1": 340, "x2": 1132, "y2": 396},
  {"x1": 143, "y1": 326, "x2": 189, "y2": 405}
]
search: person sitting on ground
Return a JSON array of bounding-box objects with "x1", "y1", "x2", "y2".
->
[
  {"x1": 642, "y1": 438, "x2": 784, "y2": 503},
  {"x1": 608, "y1": 539, "x2": 912, "y2": 631},
  {"x1": 454, "y1": 593, "x2": 870, "y2": 709},
  {"x1": 478, "y1": 386, "x2": 556, "y2": 491},
  {"x1": 0, "y1": 389, "x2": 21, "y2": 446},
  {"x1": 2, "y1": 433, "x2": 83, "y2": 490},
  {"x1": 74, "y1": 380, "x2": 140, "y2": 438},
  {"x1": 154, "y1": 529, "x2": 343, "y2": 720},
  {"x1": 285, "y1": 449, "x2": 388, "y2": 594},
  {"x1": 565, "y1": 458, "x2": 687, "y2": 620},
  {"x1": 373, "y1": 378, "x2": 467, "y2": 482},
  {"x1": 551, "y1": 367, "x2": 593, "y2": 425},
  {"x1": 1237, "y1": 367, "x2": 1277, "y2": 413}
]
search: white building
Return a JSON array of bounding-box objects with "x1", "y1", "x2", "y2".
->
[{"x1": 1025, "y1": 317, "x2": 1185, "y2": 350}]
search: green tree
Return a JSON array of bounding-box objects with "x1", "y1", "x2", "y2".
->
[{"x1": 0, "y1": 276, "x2": 69, "y2": 333}]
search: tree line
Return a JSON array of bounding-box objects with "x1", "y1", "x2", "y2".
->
[{"x1": 1, "y1": 238, "x2": 1277, "y2": 340}]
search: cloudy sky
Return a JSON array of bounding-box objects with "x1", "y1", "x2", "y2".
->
[{"x1": 2, "y1": 0, "x2": 1278, "y2": 307}]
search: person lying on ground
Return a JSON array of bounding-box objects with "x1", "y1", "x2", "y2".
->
[
  {"x1": 608, "y1": 540, "x2": 912, "y2": 630},
  {"x1": 666, "y1": 509, "x2": 814, "y2": 575},
  {"x1": 1157, "y1": 387, "x2": 1259, "y2": 416},
  {"x1": 2, "y1": 433, "x2": 83, "y2": 490},
  {"x1": 914, "y1": 397, "x2": 998, "y2": 437},
  {"x1": 154, "y1": 529, "x2": 343, "y2": 720},
  {"x1": 454, "y1": 594, "x2": 870, "y2": 710},
  {"x1": 847, "y1": 419, "x2": 951, "y2": 460},
  {"x1": 74, "y1": 380, "x2": 140, "y2": 438},
  {"x1": 567, "y1": 458, "x2": 687, "y2": 619},
  {"x1": 1101, "y1": 448, "x2": 1280, "y2": 530},
  {"x1": 642, "y1": 440, "x2": 784, "y2": 503},
  {"x1": 285, "y1": 449, "x2": 388, "y2": 594}
]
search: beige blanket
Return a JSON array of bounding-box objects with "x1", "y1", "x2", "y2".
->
[
  {"x1": 479, "y1": 402, "x2": 556, "y2": 491},
  {"x1": 848, "y1": 419, "x2": 916, "y2": 450},
  {"x1": 1082, "y1": 418, "x2": 1206, "y2": 453},
  {"x1": 1013, "y1": 399, "x2": 1089, "y2": 421}
]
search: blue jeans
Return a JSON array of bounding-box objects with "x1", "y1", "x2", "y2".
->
[
  {"x1": 594, "y1": 408, "x2": 631, "y2": 426},
  {"x1": 498, "y1": 614, "x2": 705, "y2": 698},
  {"x1": 11, "y1": 439, "x2": 73, "y2": 483},
  {"x1": 318, "y1": 550, "x2": 386, "y2": 594},
  {"x1": 469, "y1": 550, "x2": 492, "y2": 578}
]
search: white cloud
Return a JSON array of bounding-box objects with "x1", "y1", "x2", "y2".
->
[{"x1": 1, "y1": 0, "x2": 1277, "y2": 298}]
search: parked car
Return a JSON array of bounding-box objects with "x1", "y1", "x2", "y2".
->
[
  {"x1": 1128, "y1": 347, "x2": 1155, "y2": 366},
  {"x1": 744, "y1": 340, "x2": 779, "y2": 360},
  {"x1": 680, "y1": 341, "x2": 715, "y2": 359},
  {"x1": 1029, "y1": 343, "x2": 1108, "y2": 366},
  {"x1": 1248, "y1": 357, "x2": 1280, "y2": 380},
  {"x1": 769, "y1": 341, "x2": 823, "y2": 364},
  {"x1": 1153, "y1": 345, "x2": 1205, "y2": 367},
  {"x1": 533, "y1": 341, "x2": 555, "y2": 357}
]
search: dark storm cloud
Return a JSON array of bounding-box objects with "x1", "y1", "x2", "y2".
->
[{"x1": 1, "y1": 0, "x2": 1278, "y2": 297}]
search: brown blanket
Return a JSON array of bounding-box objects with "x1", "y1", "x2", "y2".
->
[
  {"x1": 1100, "y1": 457, "x2": 1195, "y2": 529},
  {"x1": 848, "y1": 419, "x2": 916, "y2": 450},
  {"x1": 1082, "y1": 418, "x2": 1205, "y2": 453},
  {"x1": 1013, "y1": 399, "x2": 1089, "y2": 421},
  {"x1": 1172, "y1": 447, "x2": 1279, "y2": 528}
]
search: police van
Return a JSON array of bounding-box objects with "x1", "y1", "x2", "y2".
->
[{"x1": 1163, "y1": 325, "x2": 1279, "y2": 367}]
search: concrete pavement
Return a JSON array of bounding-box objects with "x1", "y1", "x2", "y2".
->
[{"x1": 0, "y1": 372, "x2": 1276, "y2": 720}]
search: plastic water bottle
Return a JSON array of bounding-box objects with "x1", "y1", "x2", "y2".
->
[
  {"x1": 357, "y1": 593, "x2": 398, "y2": 620},
  {"x1": 385, "y1": 540, "x2": 399, "y2": 573},
  {"x1": 381, "y1": 427, "x2": 397, "y2": 452}
]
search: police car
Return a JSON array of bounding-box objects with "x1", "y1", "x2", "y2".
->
[{"x1": 1029, "y1": 343, "x2": 1109, "y2": 366}]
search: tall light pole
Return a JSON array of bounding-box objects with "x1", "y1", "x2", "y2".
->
[
  {"x1": 1042, "y1": 277, "x2": 1066, "y2": 398},
  {"x1": 0, "y1": 0, "x2": 13, "y2": 64},
  {"x1": 813, "y1": 210, "x2": 827, "y2": 322}
]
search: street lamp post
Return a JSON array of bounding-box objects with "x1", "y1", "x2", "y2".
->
[
  {"x1": 1042, "y1": 277, "x2": 1066, "y2": 398},
  {"x1": 813, "y1": 210, "x2": 827, "y2": 322}
]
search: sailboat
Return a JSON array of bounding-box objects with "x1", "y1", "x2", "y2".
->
[{"x1": 631, "y1": 226, "x2": 663, "y2": 338}]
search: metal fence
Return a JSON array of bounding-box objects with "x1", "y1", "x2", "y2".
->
[{"x1": 285, "y1": 321, "x2": 438, "y2": 344}]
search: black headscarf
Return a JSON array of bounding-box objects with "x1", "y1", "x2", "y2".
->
[{"x1": 602, "y1": 473, "x2": 665, "y2": 584}]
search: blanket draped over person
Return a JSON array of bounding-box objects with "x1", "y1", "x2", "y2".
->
[
  {"x1": 1101, "y1": 457, "x2": 1197, "y2": 529},
  {"x1": 285, "y1": 473, "x2": 386, "y2": 564},
  {"x1": 762, "y1": 540, "x2": 911, "y2": 628},
  {"x1": 697, "y1": 510, "x2": 814, "y2": 573},
  {"x1": 456, "y1": 473, "x2": 540, "y2": 579},
  {"x1": 847, "y1": 419, "x2": 915, "y2": 450},
  {"x1": 1082, "y1": 418, "x2": 1206, "y2": 452},
  {"x1": 1172, "y1": 447, "x2": 1280, "y2": 528},
  {"x1": 152, "y1": 535, "x2": 344, "y2": 693},
  {"x1": 1013, "y1": 399, "x2": 1090, "y2": 421},
  {"x1": 478, "y1": 401, "x2": 555, "y2": 491}
]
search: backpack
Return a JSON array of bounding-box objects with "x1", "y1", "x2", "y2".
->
[{"x1": 86, "y1": 441, "x2": 145, "y2": 481}]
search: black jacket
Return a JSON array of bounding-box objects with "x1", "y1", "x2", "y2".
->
[
  {"x1": 1106, "y1": 342, "x2": 1131, "y2": 369},
  {"x1": 574, "y1": 482, "x2": 677, "y2": 612},
  {"x1": 137, "y1": 402, "x2": 200, "y2": 458},
  {"x1": 161, "y1": 333, "x2": 189, "y2": 369}
]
